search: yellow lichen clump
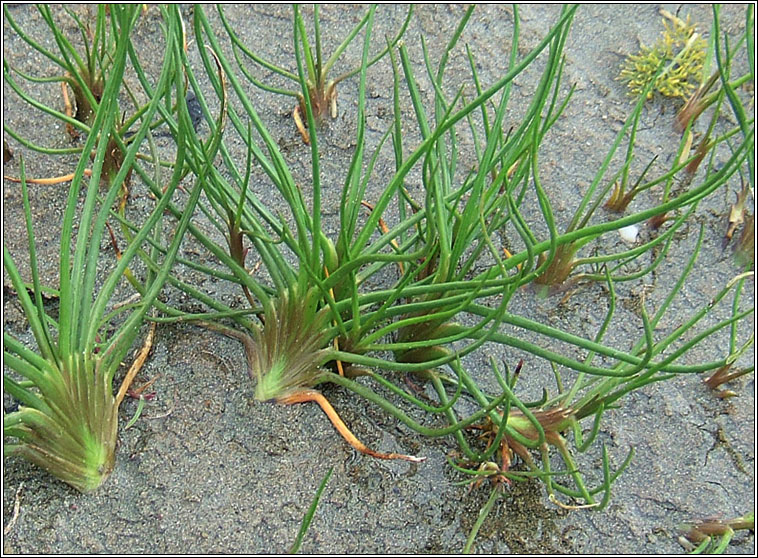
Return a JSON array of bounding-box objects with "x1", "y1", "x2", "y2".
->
[{"x1": 618, "y1": 10, "x2": 707, "y2": 99}]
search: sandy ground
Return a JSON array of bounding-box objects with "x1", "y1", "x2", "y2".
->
[{"x1": 2, "y1": 4, "x2": 754, "y2": 554}]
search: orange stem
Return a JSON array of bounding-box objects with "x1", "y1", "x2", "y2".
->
[
  {"x1": 61, "y1": 80, "x2": 80, "y2": 139},
  {"x1": 293, "y1": 104, "x2": 310, "y2": 144},
  {"x1": 4, "y1": 169, "x2": 93, "y2": 185},
  {"x1": 361, "y1": 200, "x2": 404, "y2": 274},
  {"x1": 277, "y1": 389, "x2": 425, "y2": 463},
  {"x1": 115, "y1": 322, "x2": 157, "y2": 407},
  {"x1": 503, "y1": 247, "x2": 523, "y2": 271}
]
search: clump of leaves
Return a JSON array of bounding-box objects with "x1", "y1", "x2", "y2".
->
[
  {"x1": 676, "y1": 5, "x2": 753, "y2": 133},
  {"x1": 675, "y1": 69, "x2": 754, "y2": 134},
  {"x1": 5, "y1": 6, "x2": 115, "y2": 167},
  {"x1": 132, "y1": 5, "x2": 581, "y2": 464},
  {"x1": 93, "y1": 6, "x2": 752, "y2": 536},
  {"x1": 448, "y1": 250, "x2": 753, "y2": 552},
  {"x1": 3, "y1": 5, "x2": 182, "y2": 197},
  {"x1": 703, "y1": 272, "x2": 754, "y2": 398},
  {"x1": 3, "y1": 6, "x2": 199, "y2": 493},
  {"x1": 532, "y1": 88, "x2": 733, "y2": 290},
  {"x1": 603, "y1": 103, "x2": 660, "y2": 213},
  {"x1": 618, "y1": 9, "x2": 707, "y2": 99},
  {"x1": 218, "y1": 4, "x2": 412, "y2": 143},
  {"x1": 537, "y1": 16, "x2": 750, "y2": 292}
]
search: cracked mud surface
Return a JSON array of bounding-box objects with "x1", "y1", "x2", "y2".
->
[{"x1": 3, "y1": 4, "x2": 754, "y2": 554}]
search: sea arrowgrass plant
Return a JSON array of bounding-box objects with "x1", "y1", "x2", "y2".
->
[
  {"x1": 0, "y1": 8, "x2": 752, "y2": 557},
  {"x1": 387, "y1": 3, "x2": 580, "y2": 354},
  {"x1": 3, "y1": 5, "x2": 115, "y2": 133},
  {"x1": 355, "y1": 3, "x2": 754, "y2": 526},
  {"x1": 602, "y1": 108, "x2": 660, "y2": 214},
  {"x1": 675, "y1": 5, "x2": 753, "y2": 134},
  {"x1": 531, "y1": 86, "x2": 751, "y2": 288},
  {"x1": 217, "y1": 4, "x2": 412, "y2": 143},
  {"x1": 438, "y1": 244, "x2": 753, "y2": 552},
  {"x1": 2, "y1": 5, "x2": 203, "y2": 492},
  {"x1": 2, "y1": 5, "x2": 155, "y2": 190},
  {"x1": 120, "y1": 5, "x2": 582, "y2": 463},
  {"x1": 137, "y1": 3, "x2": 751, "y2": 468},
  {"x1": 451, "y1": 260, "x2": 753, "y2": 500},
  {"x1": 70, "y1": 4, "x2": 753, "y2": 522}
]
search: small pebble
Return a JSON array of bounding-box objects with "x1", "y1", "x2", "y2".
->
[{"x1": 618, "y1": 224, "x2": 639, "y2": 243}]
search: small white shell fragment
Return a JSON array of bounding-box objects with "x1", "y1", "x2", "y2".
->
[{"x1": 618, "y1": 224, "x2": 639, "y2": 243}]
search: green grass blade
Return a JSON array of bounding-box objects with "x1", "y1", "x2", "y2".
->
[{"x1": 288, "y1": 467, "x2": 333, "y2": 554}]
